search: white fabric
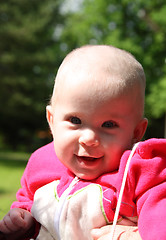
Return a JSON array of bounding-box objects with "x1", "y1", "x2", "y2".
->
[{"x1": 31, "y1": 182, "x2": 106, "y2": 240}]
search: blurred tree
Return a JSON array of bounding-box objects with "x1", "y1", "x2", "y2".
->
[
  {"x1": 60, "y1": 0, "x2": 166, "y2": 138},
  {"x1": 0, "y1": 0, "x2": 64, "y2": 150}
]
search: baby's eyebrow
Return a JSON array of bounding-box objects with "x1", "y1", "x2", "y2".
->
[{"x1": 63, "y1": 112, "x2": 82, "y2": 119}]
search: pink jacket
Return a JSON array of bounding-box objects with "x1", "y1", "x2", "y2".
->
[{"x1": 12, "y1": 138, "x2": 166, "y2": 240}]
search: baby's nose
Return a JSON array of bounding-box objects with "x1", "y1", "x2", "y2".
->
[{"x1": 79, "y1": 129, "x2": 100, "y2": 147}]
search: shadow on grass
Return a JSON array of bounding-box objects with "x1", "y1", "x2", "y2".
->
[
  {"x1": 0, "y1": 152, "x2": 30, "y2": 168},
  {"x1": 0, "y1": 159, "x2": 27, "y2": 168},
  {"x1": 0, "y1": 189, "x2": 7, "y2": 194}
]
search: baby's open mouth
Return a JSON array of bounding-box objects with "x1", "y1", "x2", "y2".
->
[
  {"x1": 78, "y1": 156, "x2": 100, "y2": 161},
  {"x1": 75, "y1": 155, "x2": 103, "y2": 168}
]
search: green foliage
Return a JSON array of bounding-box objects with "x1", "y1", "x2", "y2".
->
[
  {"x1": 0, "y1": 0, "x2": 64, "y2": 150},
  {"x1": 146, "y1": 76, "x2": 166, "y2": 118}
]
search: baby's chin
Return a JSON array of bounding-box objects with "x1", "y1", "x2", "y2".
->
[{"x1": 75, "y1": 171, "x2": 103, "y2": 181}]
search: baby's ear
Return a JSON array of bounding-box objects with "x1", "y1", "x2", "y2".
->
[
  {"x1": 133, "y1": 118, "x2": 148, "y2": 143},
  {"x1": 46, "y1": 105, "x2": 54, "y2": 133}
]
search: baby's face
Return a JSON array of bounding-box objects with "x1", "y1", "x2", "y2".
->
[
  {"x1": 47, "y1": 71, "x2": 146, "y2": 180},
  {"x1": 47, "y1": 47, "x2": 147, "y2": 180}
]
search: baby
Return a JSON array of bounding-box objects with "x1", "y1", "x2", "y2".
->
[{"x1": 0, "y1": 45, "x2": 166, "y2": 240}]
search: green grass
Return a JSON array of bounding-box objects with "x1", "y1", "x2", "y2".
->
[{"x1": 0, "y1": 151, "x2": 30, "y2": 219}]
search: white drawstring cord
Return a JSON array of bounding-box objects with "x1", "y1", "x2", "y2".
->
[{"x1": 109, "y1": 142, "x2": 139, "y2": 240}]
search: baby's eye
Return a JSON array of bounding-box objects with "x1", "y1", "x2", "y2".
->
[
  {"x1": 69, "y1": 116, "x2": 82, "y2": 125},
  {"x1": 102, "y1": 121, "x2": 117, "y2": 129}
]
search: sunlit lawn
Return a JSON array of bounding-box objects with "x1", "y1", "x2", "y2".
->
[{"x1": 0, "y1": 151, "x2": 30, "y2": 219}]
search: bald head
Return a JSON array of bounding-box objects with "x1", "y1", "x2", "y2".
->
[{"x1": 51, "y1": 45, "x2": 146, "y2": 117}]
